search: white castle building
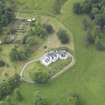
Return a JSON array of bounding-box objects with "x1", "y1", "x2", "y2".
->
[{"x1": 40, "y1": 50, "x2": 72, "y2": 66}]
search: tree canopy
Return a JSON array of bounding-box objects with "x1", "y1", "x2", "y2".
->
[
  {"x1": 30, "y1": 69, "x2": 49, "y2": 84},
  {"x1": 57, "y1": 29, "x2": 70, "y2": 44},
  {"x1": 73, "y1": 0, "x2": 105, "y2": 30},
  {"x1": 74, "y1": 0, "x2": 105, "y2": 51},
  {"x1": 0, "y1": 0, "x2": 15, "y2": 31}
]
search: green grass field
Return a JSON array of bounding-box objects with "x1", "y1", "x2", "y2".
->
[{"x1": 4, "y1": 0, "x2": 105, "y2": 105}]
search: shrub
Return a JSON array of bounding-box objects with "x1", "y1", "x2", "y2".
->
[
  {"x1": 0, "y1": 101, "x2": 6, "y2": 105},
  {"x1": 57, "y1": 29, "x2": 70, "y2": 44},
  {"x1": 68, "y1": 95, "x2": 81, "y2": 105}
]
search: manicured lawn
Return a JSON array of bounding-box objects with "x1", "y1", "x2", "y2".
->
[{"x1": 4, "y1": 0, "x2": 105, "y2": 105}]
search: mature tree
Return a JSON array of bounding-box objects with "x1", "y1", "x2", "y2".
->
[
  {"x1": 84, "y1": 30, "x2": 95, "y2": 46},
  {"x1": 33, "y1": 92, "x2": 48, "y2": 105},
  {"x1": 8, "y1": 74, "x2": 21, "y2": 89},
  {"x1": 0, "y1": 0, "x2": 15, "y2": 31},
  {"x1": 96, "y1": 40, "x2": 105, "y2": 51},
  {"x1": 14, "y1": 88, "x2": 23, "y2": 102},
  {"x1": 44, "y1": 24, "x2": 54, "y2": 34},
  {"x1": 95, "y1": 14, "x2": 105, "y2": 30},
  {"x1": 73, "y1": 0, "x2": 105, "y2": 29},
  {"x1": 0, "y1": 82, "x2": 11, "y2": 100},
  {"x1": 82, "y1": 18, "x2": 92, "y2": 31},
  {"x1": 0, "y1": 59, "x2": 5, "y2": 67},
  {"x1": 0, "y1": 74, "x2": 20, "y2": 100},
  {"x1": 82, "y1": 2, "x2": 92, "y2": 14},
  {"x1": 57, "y1": 29, "x2": 70, "y2": 44},
  {"x1": 23, "y1": 36, "x2": 39, "y2": 49},
  {"x1": 91, "y1": 7, "x2": 99, "y2": 18},
  {"x1": 10, "y1": 47, "x2": 28, "y2": 61},
  {"x1": 31, "y1": 69, "x2": 49, "y2": 84},
  {"x1": 73, "y1": 3, "x2": 82, "y2": 14},
  {"x1": 73, "y1": 0, "x2": 105, "y2": 50},
  {"x1": 30, "y1": 19, "x2": 47, "y2": 38}
]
